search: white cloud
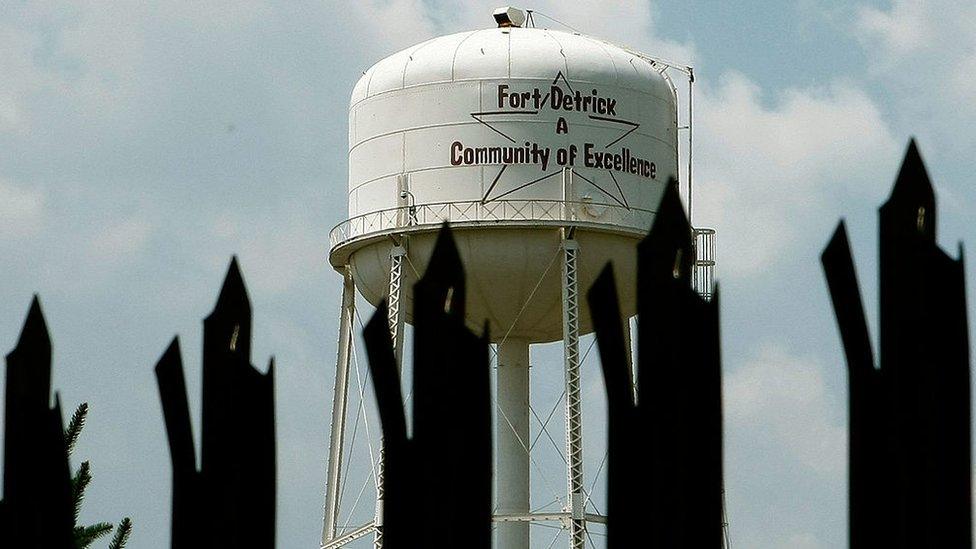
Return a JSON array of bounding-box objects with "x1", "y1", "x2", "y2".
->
[
  {"x1": 694, "y1": 72, "x2": 899, "y2": 277},
  {"x1": 88, "y1": 218, "x2": 152, "y2": 259},
  {"x1": 333, "y1": 0, "x2": 439, "y2": 56},
  {"x1": 210, "y1": 203, "x2": 328, "y2": 297},
  {"x1": 0, "y1": 176, "x2": 45, "y2": 238},
  {"x1": 337, "y1": 0, "x2": 695, "y2": 67},
  {"x1": 856, "y1": 2, "x2": 936, "y2": 59},
  {"x1": 855, "y1": 1, "x2": 976, "y2": 156},
  {"x1": 725, "y1": 343, "x2": 845, "y2": 479},
  {"x1": 0, "y1": 23, "x2": 62, "y2": 135}
]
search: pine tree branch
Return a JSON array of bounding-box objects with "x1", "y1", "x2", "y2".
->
[
  {"x1": 71, "y1": 460, "x2": 92, "y2": 525},
  {"x1": 108, "y1": 518, "x2": 132, "y2": 549},
  {"x1": 74, "y1": 522, "x2": 113, "y2": 548},
  {"x1": 64, "y1": 402, "x2": 89, "y2": 457}
]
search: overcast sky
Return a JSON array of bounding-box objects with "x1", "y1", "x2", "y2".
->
[{"x1": 2, "y1": 1, "x2": 975, "y2": 548}]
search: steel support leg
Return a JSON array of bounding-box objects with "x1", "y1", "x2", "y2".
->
[
  {"x1": 322, "y1": 266, "x2": 356, "y2": 544},
  {"x1": 387, "y1": 244, "x2": 407, "y2": 368},
  {"x1": 561, "y1": 235, "x2": 586, "y2": 549},
  {"x1": 374, "y1": 244, "x2": 407, "y2": 549},
  {"x1": 625, "y1": 315, "x2": 636, "y2": 403},
  {"x1": 722, "y1": 487, "x2": 733, "y2": 549},
  {"x1": 495, "y1": 338, "x2": 531, "y2": 549}
]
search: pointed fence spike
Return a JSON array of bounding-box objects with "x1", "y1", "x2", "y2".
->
[
  {"x1": 588, "y1": 262, "x2": 642, "y2": 546},
  {"x1": 823, "y1": 143, "x2": 974, "y2": 546},
  {"x1": 363, "y1": 300, "x2": 408, "y2": 444},
  {"x1": 588, "y1": 263, "x2": 634, "y2": 411},
  {"x1": 416, "y1": 223, "x2": 467, "y2": 320},
  {"x1": 213, "y1": 256, "x2": 252, "y2": 317},
  {"x1": 5, "y1": 295, "x2": 54, "y2": 417},
  {"x1": 154, "y1": 336, "x2": 197, "y2": 477},
  {"x1": 15, "y1": 295, "x2": 52, "y2": 357},
  {"x1": 883, "y1": 139, "x2": 936, "y2": 241},
  {"x1": 362, "y1": 299, "x2": 410, "y2": 546},
  {"x1": 427, "y1": 223, "x2": 464, "y2": 277},
  {"x1": 153, "y1": 339, "x2": 201, "y2": 548},
  {"x1": 639, "y1": 179, "x2": 694, "y2": 286},
  {"x1": 822, "y1": 221, "x2": 876, "y2": 374},
  {"x1": 204, "y1": 256, "x2": 253, "y2": 363},
  {"x1": 166, "y1": 258, "x2": 275, "y2": 546}
]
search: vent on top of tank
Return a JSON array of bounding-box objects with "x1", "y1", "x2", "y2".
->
[{"x1": 493, "y1": 6, "x2": 525, "y2": 28}]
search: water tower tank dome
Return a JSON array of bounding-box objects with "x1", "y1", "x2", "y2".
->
[
  {"x1": 350, "y1": 28, "x2": 675, "y2": 107},
  {"x1": 336, "y1": 23, "x2": 681, "y2": 342}
]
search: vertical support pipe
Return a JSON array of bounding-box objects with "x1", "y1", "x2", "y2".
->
[
  {"x1": 722, "y1": 487, "x2": 733, "y2": 549},
  {"x1": 375, "y1": 243, "x2": 407, "y2": 549},
  {"x1": 561, "y1": 167, "x2": 572, "y2": 221},
  {"x1": 687, "y1": 68, "x2": 695, "y2": 225},
  {"x1": 561, "y1": 235, "x2": 586, "y2": 549},
  {"x1": 495, "y1": 337, "x2": 531, "y2": 549},
  {"x1": 322, "y1": 266, "x2": 356, "y2": 544},
  {"x1": 624, "y1": 315, "x2": 635, "y2": 403}
]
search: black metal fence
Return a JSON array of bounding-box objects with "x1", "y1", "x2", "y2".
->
[
  {"x1": 588, "y1": 182, "x2": 723, "y2": 547},
  {"x1": 1, "y1": 298, "x2": 74, "y2": 547},
  {"x1": 154, "y1": 258, "x2": 276, "y2": 547},
  {"x1": 0, "y1": 140, "x2": 970, "y2": 548},
  {"x1": 822, "y1": 141, "x2": 971, "y2": 548}
]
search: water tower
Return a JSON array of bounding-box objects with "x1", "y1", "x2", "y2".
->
[{"x1": 321, "y1": 7, "x2": 715, "y2": 548}]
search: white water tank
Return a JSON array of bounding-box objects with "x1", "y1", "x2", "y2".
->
[{"x1": 330, "y1": 21, "x2": 679, "y2": 343}]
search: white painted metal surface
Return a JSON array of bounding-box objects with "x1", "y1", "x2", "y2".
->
[
  {"x1": 322, "y1": 267, "x2": 356, "y2": 543},
  {"x1": 348, "y1": 27, "x2": 677, "y2": 222},
  {"x1": 495, "y1": 338, "x2": 531, "y2": 548},
  {"x1": 335, "y1": 23, "x2": 680, "y2": 343}
]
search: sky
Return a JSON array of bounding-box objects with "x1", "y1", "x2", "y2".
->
[{"x1": 2, "y1": 1, "x2": 976, "y2": 548}]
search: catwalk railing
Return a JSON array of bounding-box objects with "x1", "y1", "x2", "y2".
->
[
  {"x1": 329, "y1": 199, "x2": 658, "y2": 249},
  {"x1": 0, "y1": 140, "x2": 970, "y2": 548}
]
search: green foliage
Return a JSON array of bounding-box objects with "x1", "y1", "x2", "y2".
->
[
  {"x1": 75, "y1": 523, "x2": 113, "y2": 548},
  {"x1": 65, "y1": 403, "x2": 133, "y2": 549},
  {"x1": 71, "y1": 461, "x2": 92, "y2": 526},
  {"x1": 108, "y1": 518, "x2": 132, "y2": 549},
  {"x1": 64, "y1": 402, "x2": 88, "y2": 456}
]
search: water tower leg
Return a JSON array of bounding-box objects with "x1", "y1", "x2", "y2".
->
[
  {"x1": 375, "y1": 243, "x2": 408, "y2": 549},
  {"x1": 387, "y1": 244, "x2": 407, "y2": 367},
  {"x1": 322, "y1": 266, "x2": 356, "y2": 544},
  {"x1": 561, "y1": 236, "x2": 586, "y2": 549},
  {"x1": 495, "y1": 337, "x2": 531, "y2": 548},
  {"x1": 625, "y1": 315, "x2": 636, "y2": 402}
]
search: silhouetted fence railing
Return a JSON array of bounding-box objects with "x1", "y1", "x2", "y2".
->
[
  {"x1": 823, "y1": 141, "x2": 971, "y2": 549},
  {"x1": 1, "y1": 299, "x2": 74, "y2": 548},
  {"x1": 155, "y1": 259, "x2": 276, "y2": 548},
  {"x1": 1, "y1": 140, "x2": 970, "y2": 548},
  {"x1": 363, "y1": 226, "x2": 492, "y2": 548},
  {"x1": 589, "y1": 183, "x2": 724, "y2": 547}
]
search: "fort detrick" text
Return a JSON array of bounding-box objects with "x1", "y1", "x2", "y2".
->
[{"x1": 497, "y1": 84, "x2": 617, "y2": 116}]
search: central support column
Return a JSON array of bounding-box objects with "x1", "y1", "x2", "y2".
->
[
  {"x1": 495, "y1": 337, "x2": 531, "y2": 549},
  {"x1": 561, "y1": 235, "x2": 586, "y2": 549}
]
